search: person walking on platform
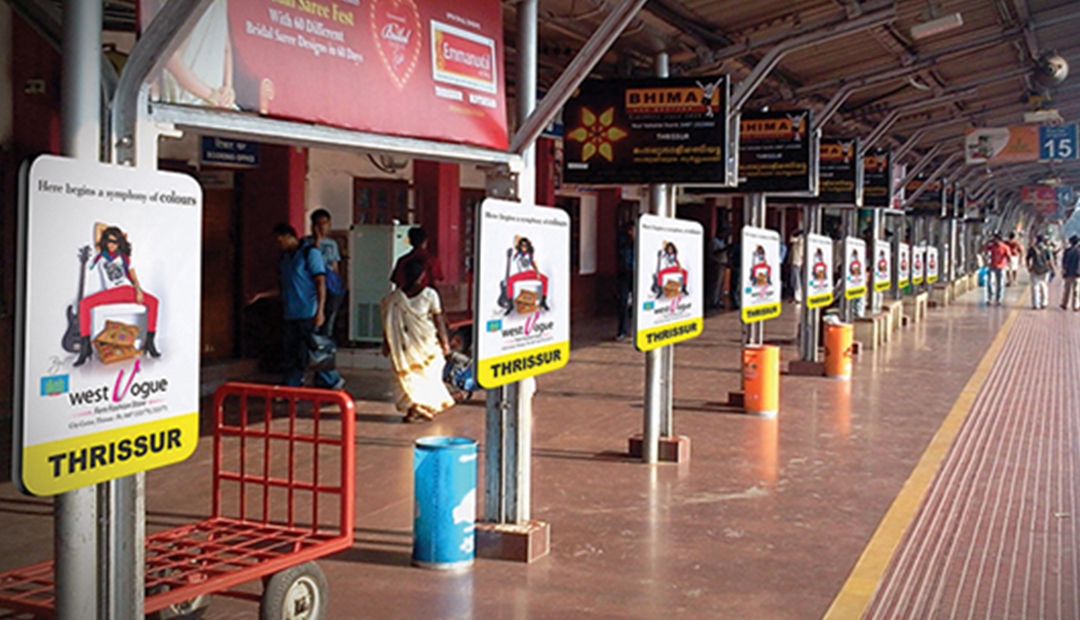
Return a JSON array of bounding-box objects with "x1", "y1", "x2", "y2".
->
[
  {"x1": 381, "y1": 259, "x2": 455, "y2": 422},
  {"x1": 982, "y1": 233, "x2": 1012, "y2": 306},
  {"x1": 1060, "y1": 235, "x2": 1080, "y2": 311},
  {"x1": 1026, "y1": 234, "x2": 1055, "y2": 309},
  {"x1": 391, "y1": 226, "x2": 443, "y2": 290},
  {"x1": 789, "y1": 230, "x2": 804, "y2": 304},
  {"x1": 615, "y1": 221, "x2": 634, "y2": 340},
  {"x1": 1005, "y1": 232, "x2": 1023, "y2": 286},
  {"x1": 305, "y1": 209, "x2": 345, "y2": 338}
]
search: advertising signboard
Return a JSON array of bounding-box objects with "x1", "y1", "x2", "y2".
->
[
  {"x1": 804, "y1": 233, "x2": 834, "y2": 309},
  {"x1": 863, "y1": 149, "x2": 892, "y2": 207},
  {"x1": 740, "y1": 226, "x2": 782, "y2": 323},
  {"x1": 912, "y1": 245, "x2": 925, "y2": 286},
  {"x1": 141, "y1": 0, "x2": 508, "y2": 150},
  {"x1": 905, "y1": 178, "x2": 945, "y2": 216},
  {"x1": 927, "y1": 246, "x2": 939, "y2": 284},
  {"x1": 873, "y1": 241, "x2": 892, "y2": 293},
  {"x1": 734, "y1": 110, "x2": 814, "y2": 194},
  {"x1": 818, "y1": 138, "x2": 862, "y2": 205},
  {"x1": 965, "y1": 126, "x2": 1040, "y2": 164},
  {"x1": 561, "y1": 76, "x2": 730, "y2": 185},
  {"x1": 898, "y1": 243, "x2": 911, "y2": 289},
  {"x1": 473, "y1": 199, "x2": 570, "y2": 389},
  {"x1": 843, "y1": 237, "x2": 867, "y2": 300},
  {"x1": 15, "y1": 156, "x2": 202, "y2": 496},
  {"x1": 633, "y1": 215, "x2": 704, "y2": 352}
]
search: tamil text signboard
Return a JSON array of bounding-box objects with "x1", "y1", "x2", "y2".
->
[
  {"x1": 863, "y1": 149, "x2": 892, "y2": 207},
  {"x1": 734, "y1": 110, "x2": 814, "y2": 194},
  {"x1": 905, "y1": 178, "x2": 945, "y2": 217},
  {"x1": 473, "y1": 199, "x2": 570, "y2": 388},
  {"x1": 818, "y1": 138, "x2": 862, "y2": 205},
  {"x1": 843, "y1": 237, "x2": 867, "y2": 300},
  {"x1": 16, "y1": 156, "x2": 202, "y2": 496},
  {"x1": 633, "y1": 215, "x2": 704, "y2": 352},
  {"x1": 562, "y1": 76, "x2": 730, "y2": 185},
  {"x1": 804, "y1": 233, "x2": 833, "y2": 309},
  {"x1": 740, "y1": 226, "x2": 782, "y2": 323},
  {"x1": 142, "y1": 0, "x2": 508, "y2": 149}
]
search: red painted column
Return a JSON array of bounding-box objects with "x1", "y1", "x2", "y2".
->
[
  {"x1": 413, "y1": 160, "x2": 462, "y2": 285},
  {"x1": 287, "y1": 146, "x2": 308, "y2": 235},
  {"x1": 535, "y1": 137, "x2": 557, "y2": 207}
]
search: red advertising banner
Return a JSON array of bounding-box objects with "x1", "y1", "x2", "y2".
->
[{"x1": 142, "y1": 0, "x2": 507, "y2": 150}]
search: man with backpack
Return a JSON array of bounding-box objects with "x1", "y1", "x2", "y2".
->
[
  {"x1": 306, "y1": 209, "x2": 346, "y2": 337},
  {"x1": 1061, "y1": 235, "x2": 1080, "y2": 311},
  {"x1": 1025, "y1": 234, "x2": 1055, "y2": 309}
]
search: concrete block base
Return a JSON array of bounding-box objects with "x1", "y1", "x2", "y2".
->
[
  {"x1": 476, "y1": 521, "x2": 551, "y2": 563},
  {"x1": 628, "y1": 434, "x2": 691, "y2": 463},
  {"x1": 787, "y1": 360, "x2": 825, "y2": 376}
]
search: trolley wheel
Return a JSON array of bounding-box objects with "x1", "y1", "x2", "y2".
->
[
  {"x1": 147, "y1": 594, "x2": 211, "y2": 620},
  {"x1": 260, "y1": 561, "x2": 328, "y2": 620}
]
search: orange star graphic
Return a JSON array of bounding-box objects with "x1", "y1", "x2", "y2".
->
[{"x1": 566, "y1": 107, "x2": 627, "y2": 162}]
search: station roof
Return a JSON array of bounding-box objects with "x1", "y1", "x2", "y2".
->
[{"x1": 19, "y1": 0, "x2": 1080, "y2": 200}]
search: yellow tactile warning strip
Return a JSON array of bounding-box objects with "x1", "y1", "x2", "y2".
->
[{"x1": 822, "y1": 306, "x2": 1021, "y2": 620}]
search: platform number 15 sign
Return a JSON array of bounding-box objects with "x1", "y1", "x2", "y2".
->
[{"x1": 1040, "y1": 125, "x2": 1078, "y2": 161}]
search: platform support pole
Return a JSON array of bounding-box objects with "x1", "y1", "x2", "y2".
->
[
  {"x1": 744, "y1": 193, "x2": 767, "y2": 346},
  {"x1": 799, "y1": 205, "x2": 821, "y2": 361}
]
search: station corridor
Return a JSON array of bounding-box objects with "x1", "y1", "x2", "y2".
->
[{"x1": 1, "y1": 280, "x2": 1077, "y2": 619}]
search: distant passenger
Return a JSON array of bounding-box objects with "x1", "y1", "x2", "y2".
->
[
  {"x1": 391, "y1": 227, "x2": 443, "y2": 291},
  {"x1": 1005, "y1": 232, "x2": 1023, "y2": 286},
  {"x1": 981, "y1": 233, "x2": 1012, "y2": 306},
  {"x1": 615, "y1": 221, "x2": 634, "y2": 341},
  {"x1": 1025, "y1": 235, "x2": 1055, "y2": 310},
  {"x1": 1061, "y1": 235, "x2": 1080, "y2": 311},
  {"x1": 305, "y1": 209, "x2": 345, "y2": 338}
]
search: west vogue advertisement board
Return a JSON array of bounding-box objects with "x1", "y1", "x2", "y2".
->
[
  {"x1": 740, "y1": 226, "x2": 782, "y2": 323},
  {"x1": 141, "y1": 0, "x2": 508, "y2": 150},
  {"x1": 633, "y1": 215, "x2": 704, "y2": 352},
  {"x1": 898, "y1": 243, "x2": 910, "y2": 289},
  {"x1": 561, "y1": 76, "x2": 731, "y2": 185},
  {"x1": 473, "y1": 199, "x2": 570, "y2": 389},
  {"x1": 804, "y1": 233, "x2": 833, "y2": 309},
  {"x1": 873, "y1": 241, "x2": 892, "y2": 293},
  {"x1": 16, "y1": 156, "x2": 202, "y2": 496},
  {"x1": 844, "y1": 237, "x2": 867, "y2": 300}
]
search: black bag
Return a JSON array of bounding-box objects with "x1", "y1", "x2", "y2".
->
[{"x1": 308, "y1": 333, "x2": 337, "y2": 371}]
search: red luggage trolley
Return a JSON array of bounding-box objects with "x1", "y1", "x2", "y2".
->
[{"x1": 0, "y1": 382, "x2": 356, "y2": 619}]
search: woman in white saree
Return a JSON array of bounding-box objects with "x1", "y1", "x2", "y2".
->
[{"x1": 381, "y1": 260, "x2": 455, "y2": 422}]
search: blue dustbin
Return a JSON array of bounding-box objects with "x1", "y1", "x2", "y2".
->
[{"x1": 413, "y1": 436, "x2": 477, "y2": 570}]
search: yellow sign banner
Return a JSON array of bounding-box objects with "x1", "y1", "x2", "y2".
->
[
  {"x1": 742, "y1": 302, "x2": 781, "y2": 323},
  {"x1": 845, "y1": 286, "x2": 867, "y2": 300},
  {"x1": 807, "y1": 292, "x2": 834, "y2": 309},
  {"x1": 21, "y1": 411, "x2": 198, "y2": 496},
  {"x1": 874, "y1": 280, "x2": 891, "y2": 293},
  {"x1": 635, "y1": 317, "x2": 702, "y2": 352},
  {"x1": 476, "y1": 341, "x2": 570, "y2": 389}
]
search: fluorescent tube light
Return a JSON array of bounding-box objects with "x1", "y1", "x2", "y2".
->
[{"x1": 910, "y1": 13, "x2": 964, "y2": 40}]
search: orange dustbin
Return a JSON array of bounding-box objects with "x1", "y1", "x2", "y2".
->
[
  {"x1": 742, "y1": 345, "x2": 779, "y2": 416},
  {"x1": 824, "y1": 322, "x2": 854, "y2": 379}
]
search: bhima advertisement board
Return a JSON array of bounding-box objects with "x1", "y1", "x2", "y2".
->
[
  {"x1": 863, "y1": 149, "x2": 892, "y2": 208},
  {"x1": 474, "y1": 199, "x2": 570, "y2": 389},
  {"x1": 561, "y1": 76, "x2": 731, "y2": 185},
  {"x1": 633, "y1": 215, "x2": 704, "y2": 352},
  {"x1": 844, "y1": 237, "x2": 867, "y2": 300},
  {"x1": 15, "y1": 156, "x2": 202, "y2": 496},
  {"x1": 140, "y1": 0, "x2": 507, "y2": 150},
  {"x1": 804, "y1": 233, "x2": 833, "y2": 310},
  {"x1": 740, "y1": 226, "x2": 782, "y2": 323}
]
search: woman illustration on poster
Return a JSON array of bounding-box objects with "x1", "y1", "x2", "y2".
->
[
  {"x1": 877, "y1": 249, "x2": 888, "y2": 277},
  {"x1": 849, "y1": 250, "x2": 862, "y2": 278},
  {"x1": 498, "y1": 236, "x2": 550, "y2": 315},
  {"x1": 73, "y1": 225, "x2": 162, "y2": 366},
  {"x1": 653, "y1": 241, "x2": 689, "y2": 298},
  {"x1": 811, "y1": 248, "x2": 828, "y2": 288}
]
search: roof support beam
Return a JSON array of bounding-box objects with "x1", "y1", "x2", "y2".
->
[
  {"x1": 511, "y1": 0, "x2": 648, "y2": 154},
  {"x1": 861, "y1": 89, "x2": 977, "y2": 153},
  {"x1": 731, "y1": 7, "x2": 896, "y2": 111},
  {"x1": 898, "y1": 143, "x2": 944, "y2": 189}
]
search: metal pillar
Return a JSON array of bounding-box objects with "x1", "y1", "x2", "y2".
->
[
  {"x1": 56, "y1": 0, "x2": 102, "y2": 617},
  {"x1": 840, "y1": 209, "x2": 855, "y2": 322},
  {"x1": 745, "y1": 194, "x2": 767, "y2": 346},
  {"x1": 799, "y1": 205, "x2": 822, "y2": 361},
  {"x1": 642, "y1": 53, "x2": 671, "y2": 464},
  {"x1": 871, "y1": 208, "x2": 883, "y2": 313}
]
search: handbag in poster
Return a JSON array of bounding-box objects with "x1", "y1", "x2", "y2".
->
[
  {"x1": 633, "y1": 214, "x2": 704, "y2": 352},
  {"x1": 898, "y1": 243, "x2": 911, "y2": 289},
  {"x1": 473, "y1": 199, "x2": 570, "y2": 389},
  {"x1": 16, "y1": 156, "x2": 202, "y2": 496},
  {"x1": 873, "y1": 241, "x2": 892, "y2": 293},
  {"x1": 740, "y1": 226, "x2": 782, "y2": 323},
  {"x1": 844, "y1": 237, "x2": 867, "y2": 300},
  {"x1": 804, "y1": 233, "x2": 834, "y2": 309}
]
